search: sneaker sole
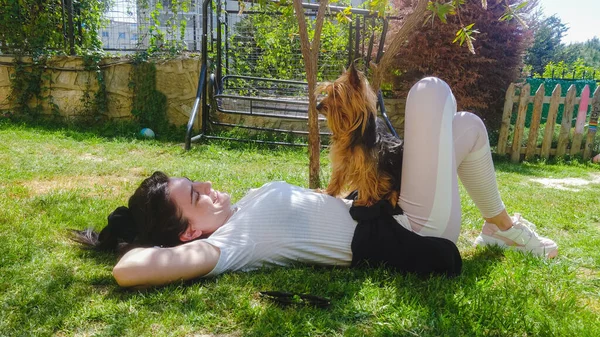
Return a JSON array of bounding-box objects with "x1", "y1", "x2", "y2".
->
[{"x1": 474, "y1": 234, "x2": 558, "y2": 259}]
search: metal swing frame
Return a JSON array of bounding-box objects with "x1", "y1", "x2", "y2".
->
[{"x1": 185, "y1": 0, "x2": 398, "y2": 150}]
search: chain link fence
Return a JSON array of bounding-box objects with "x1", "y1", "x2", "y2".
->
[{"x1": 101, "y1": 0, "x2": 205, "y2": 51}]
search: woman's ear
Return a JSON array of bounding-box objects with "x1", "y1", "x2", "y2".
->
[{"x1": 179, "y1": 228, "x2": 202, "y2": 242}]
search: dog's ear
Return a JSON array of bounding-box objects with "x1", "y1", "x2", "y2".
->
[{"x1": 348, "y1": 63, "x2": 361, "y2": 89}]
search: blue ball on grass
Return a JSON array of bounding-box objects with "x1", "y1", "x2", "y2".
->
[{"x1": 140, "y1": 128, "x2": 155, "y2": 139}]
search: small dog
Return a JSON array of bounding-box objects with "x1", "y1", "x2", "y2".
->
[{"x1": 316, "y1": 65, "x2": 403, "y2": 207}]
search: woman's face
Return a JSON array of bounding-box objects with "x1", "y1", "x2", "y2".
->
[{"x1": 168, "y1": 178, "x2": 234, "y2": 241}]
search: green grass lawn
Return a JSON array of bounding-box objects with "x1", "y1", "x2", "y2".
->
[{"x1": 1, "y1": 122, "x2": 599, "y2": 337}]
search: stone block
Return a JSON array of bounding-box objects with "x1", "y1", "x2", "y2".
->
[
  {"x1": 0, "y1": 56, "x2": 16, "y2": 63},
  {"x1": 155, "y1": 59, "x2": 183, "y2": 73},
  {"x1": 106, "y1": 92, "x2": 133, "y2": 119},
  {"x1": 55, "y1": 71, "x2": 78, "y2": 88},
  {"x1": 50, "y1": 89, "x2": 84, "y2": 116},
  {"x1": 75, "y1": 71, "x2": 100, "y2": 89},
  {"x1": 0, "y1": 87, "x2": 12, "y2": 109},
  {"x1": 105, "y1": 64, "x2": 132, "y2": 93},
  {"x1": 167, "y1": 103, "x2": 192, "y2": 126},
  {"x1": 157, "y1": 75, "x2": 192, "y2": 99},
  {"x1": 60, "y1": 57, "x2": 85, "y2": 69},
  {"x1": 182, "y1": 58, "x2": 200, "y2": 70},
  {"x1": 0, "y1": 66, "x2": 11, "y2": 86}
]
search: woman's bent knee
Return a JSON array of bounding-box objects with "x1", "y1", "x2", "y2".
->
[
  {"x1": 406, "y1": 77, "x2": 456, "y2": 120},
  {"x1": 407, "y1": 77, "x2": 453, "y2": 102},
  {"x1": 455, "y1": 111, "x2": 487, "y2": 132}
]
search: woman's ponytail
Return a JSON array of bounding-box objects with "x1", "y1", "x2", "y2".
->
[{"x1": 70, "y1": 206, "x2": 138, "y2": 251}]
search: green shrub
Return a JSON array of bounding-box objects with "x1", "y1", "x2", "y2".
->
[{"x1": 0, "y1": 0, "x2": 108, "y2": 55}]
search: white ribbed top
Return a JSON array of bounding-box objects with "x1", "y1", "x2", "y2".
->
[{"x1": 202, "y1": 182, "x2": 358, "y2": 276}]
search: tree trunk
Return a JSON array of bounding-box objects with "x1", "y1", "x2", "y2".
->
[{"x1": 292, "y1": 0, "x2": 328, "y2": 189}]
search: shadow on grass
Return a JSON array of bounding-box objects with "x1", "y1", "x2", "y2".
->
[
  {"x1": 0, "y1": 119, "x2": 313, "y2": 156},
  {"x1": 230, "y1": 248, "x2": 505, "y2": 336},
  {"x1": 1, "y1": 262, "x2": 87, "y2": 336},
  {"x1": 65, "y1": 243, "x2": 519, "y2": 336},
  {"x1": 0, "y1": 117, "x2": 186, "y2": 143}
]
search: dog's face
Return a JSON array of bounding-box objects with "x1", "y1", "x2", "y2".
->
[{"x1": 316, "y1": 65, "x2": 377, "y2": 135}]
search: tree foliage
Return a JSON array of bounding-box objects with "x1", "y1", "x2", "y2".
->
[
  {"x1": 562, "y1": 37, "x2": 600, "y2": 69},
  {"x1": 0, "y1": 0, "x2": 110, "y2": 55},
  {"x1": 523, "y1": 15, "x2": 600, "y2": 78},
  {"x1": 541, "y1": 58, "x2": 600, "y2": 80},
  {"x1": 227, "y1": 7, "x2": 348, "y2": 81},
  {"x1": 386, "y1": 0, "x2": 533, "y2": 135},
  {"x1": 137, "y1": 0, "x2": 192, "y2": 55},
  {"x1": 524, "y1": 14, "x2": 568, "y2": 75}
]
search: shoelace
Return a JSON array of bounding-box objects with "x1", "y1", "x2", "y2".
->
[
  {"x1": 512, "y1": 214, "x2": 539, "y2": 240},
  {"x1": 259, "y1": 291, "x2": 331, "y2": 308}
]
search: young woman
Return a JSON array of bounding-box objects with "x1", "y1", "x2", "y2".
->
[{"x1": 73, "y1": 77, "x2": 558, "y2": 288}]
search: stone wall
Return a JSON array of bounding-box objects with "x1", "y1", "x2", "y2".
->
[
  {"x1": 0, "y1": 55, "x2": 404, "y2": 133},
  {"x1": 383, "y1": 98, "x2": 406, "y2": 138},
  {"x1": 154, "y1": 58, "x2": 202, "y2": 126},
  {"x1": 0, "y1": 55, "x2": 201, "y2": 128},
  {"x1": 0, "y1": 56, "x2": 16, "y2": 111}
]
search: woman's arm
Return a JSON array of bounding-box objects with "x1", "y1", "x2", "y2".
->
[{"x1": 112, "y1": 240, "x2": 220, "y2": 287}]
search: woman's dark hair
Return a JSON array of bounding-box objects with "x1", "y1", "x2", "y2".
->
[{"x1": 70, "y1": 171, "x2": 189, "y2": 251}]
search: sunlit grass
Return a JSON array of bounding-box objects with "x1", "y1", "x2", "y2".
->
[{"x1": 1, "y1": 122, "x2": 599, "y2": 336}]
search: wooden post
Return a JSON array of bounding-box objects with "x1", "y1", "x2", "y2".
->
[
  {"x1": 292, "y1": 0, "x2": 328, "y2": 189},
  {"x1": 540, "y1": 84, "x2": 561, "y2": 159},
  {"x1": 583, "y1": 86, "x2": 600, "y2": 160},
  {"x1": 556, "y1": 85, "x2": 577, "y2": 157},
  {"x1": 511, "y1": 84, "x2": 530, "y2": 163},
  {"x1": 571, "y1": 85, "x2": 590, "y2": 156},
  {"x1": 497, "y1": 83, "x2": 515, "y2": 156},
  {"x1": 525, "y1": 84, "x2": 545, "y2": 160}
]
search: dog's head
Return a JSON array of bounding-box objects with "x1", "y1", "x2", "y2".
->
[{"x1": 316, "y1": 65, "x2": 377, "y2": 136}]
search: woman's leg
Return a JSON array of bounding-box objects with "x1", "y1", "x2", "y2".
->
[
  {"x1": 452, "y1": 111, "x2": 506, "y2": 222},
  {"x1": 400, "y1": 77, "x2": 509, "y2": 242},
  {"x1": 400, "y1": 77, "x2": 558, "y2": 257},
  {"x1": 399, "y1": 77, "x2": 462, "y2": 242},
  {"x1": 398, "y1": 77, "x2": 503, "y2": 242},
  {"x1": 452, "y1": 108, "x2": 558, "y2": 258}
]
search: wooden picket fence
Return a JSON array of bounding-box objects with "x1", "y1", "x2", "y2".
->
[{"x1": 496, "y1": 83, "x2": 600, "y2": 162}]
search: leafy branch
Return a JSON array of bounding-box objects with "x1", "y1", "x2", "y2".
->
[
  {"x1": 499, "y1": 0, "x2": 529, "y2": 28},
  {"x1": 422, "y1": 0, "x2": 529, "y2": 54},
  {"x1": 453, "y1": 23, "x2": 479, "y2": 54}
]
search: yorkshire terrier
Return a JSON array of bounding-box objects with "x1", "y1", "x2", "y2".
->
[{"x1": 316, "y1": 65, "x2": 403, "y2": 207}]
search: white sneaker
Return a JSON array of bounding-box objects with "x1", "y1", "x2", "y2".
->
[{"x1": 474, "y1": 213, "x2": 558, "y2": 258}]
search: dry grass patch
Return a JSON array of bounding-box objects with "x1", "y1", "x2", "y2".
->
[
  {"x1": 577, "y1": 267, "x2": 598, "y2": 280},
  {"x1": 19, "y1": 174, "x2": 141, "y2": 198},
  {"x1": 578, "y1": 293, "x2": 600, "y2": 314},
  {"x1": 530, "y1": 173, "x2": 600, "y2": 191},
  {"x1": 78, "y1": 153, "x2": 105, "y2": 162}
]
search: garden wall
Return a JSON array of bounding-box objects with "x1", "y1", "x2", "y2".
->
[
  {"x1": 0, "y1": 55, "x2": 200, "y2": 127},
  {"x1": 0, "y1": 55, "x2": 405, "y2": 132}
]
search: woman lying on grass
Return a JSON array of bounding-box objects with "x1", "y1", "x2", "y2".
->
[{"x1": 72, "y1": 78, "x2": 558, "y2": 288}]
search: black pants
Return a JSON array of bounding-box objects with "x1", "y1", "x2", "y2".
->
[{"x1": 349, "y1": 199, "x2": 462, "y2": 277}]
